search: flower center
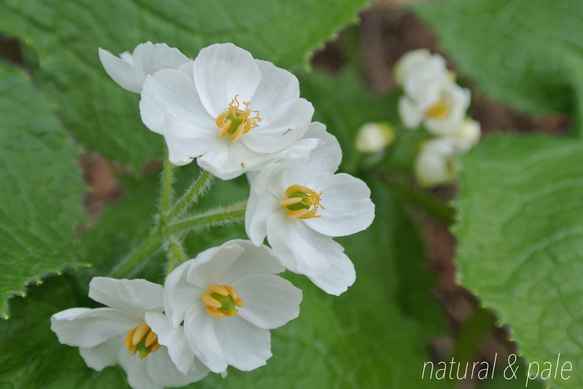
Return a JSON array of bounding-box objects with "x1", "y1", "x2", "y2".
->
[
  {"x1": 426, "y1": 97, "x2": 450, "y2": 119},
  {"x1": 215, "y1": 95, "x2": 261, "y2": 141},
  {"x1": 124, "y1": 322, "x2": 161, "y2": 359},
  {"x1": 280, "y1": 184, "x2": 325, "y2": 224},
  {"x1": 202, "y1": 284, "x2": 244, "y2": 318}
]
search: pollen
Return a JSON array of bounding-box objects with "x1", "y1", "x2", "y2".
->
[
  {"x1": 124, "y1": 322, "x2": 161, "y2": 359},
  {"x1": 216, "y1": 95, "x2": 261, "y2": 141},
  {"x1": 280, "y1": 184, "x2": 325, "y2": 224},
  {"x1": 426, "y1": 97, "x2": 450, "y2": 119},
  {"x1": 203, "y1": 284, "x2": 244, "y2": 318}
]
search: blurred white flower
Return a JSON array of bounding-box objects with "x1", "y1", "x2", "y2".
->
[
  {"x1": 414, "y1": 138, "x2": 461, "y2": 187},
  {"x1": 99, "y1": 42, "x2": 191, "y2": 93},
  {"x1": 139, "y1": 43, "x2": 315, "y2": 179},
  {"x1": 164, "y1": 240, "x2": 302, "y2": 373},
  {"x1": 448, "y1": 118, "x2": 481, "y2": 152},
  {"x1": 245, "y1": 123, "x2": 375, "y2": 295},
  {"x1": 399, "y1": 81, "x2": 471, "y2": 136},
  {"x1": 50, "y1": 277, "x2": 208, "y2": 389},
  {"x1": 396, "y1": 49, "x2": 471, "y2": 136},
  {"x1": 355, "y1": 122, "x2": 395, "y2": 153}
]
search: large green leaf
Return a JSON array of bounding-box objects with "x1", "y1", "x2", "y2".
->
[
  {"x1": 456, "y1": 135, "x2": 583, "y2": 388},
  {"x1": 0, "y1": 0, "x2": 369, "y2": 168},
  {"x1": 414, "y1": 0, "x2": 583, "y2": 124},
  {"x1": 0, "y1": 62, "x2": 85, "y2": 318}
]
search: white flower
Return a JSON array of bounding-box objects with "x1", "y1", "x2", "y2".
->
[
  {"x1": 164, "y1": 240, "x2": 302, "y2": 373},
  {"x1": 447, "y1": 118, "x2": 481, "y2": 152},
  {"x1": 99, "y1": 42, "x2": 191, "y2": 93},
  {"x1": 50, "y1": 277, "x2": 208, "y2": 389},
  {"x1": 245, "y1": 123, "x2": 375, "y2": 295},
  {"x1": 396, "y1": 50, "x2": 471, "y2": 136},
  {"x1": 139, "y1": 43, "x2": 315, "y2": 180},
  {"x1": 399, "y1": 80, "x2": 471, "y2": 136},
  {"x1": 414, "y1": 138, "x2": 462, "y2": 187},
  {"x1": 355, "y1": 122, "x2": 395, "y2": 153}
]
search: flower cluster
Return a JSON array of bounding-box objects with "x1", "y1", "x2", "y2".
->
[
  {"x1": 396, "y1": 49, "x2": 481, "y2": 187},
  {"x1": 52, "y1": 42, "x2": 375, "y2": 388}
]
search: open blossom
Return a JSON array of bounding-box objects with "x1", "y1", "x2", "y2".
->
[
  {"x1": 396, "y1": 49, "x2": 471, "y2": 136},
  {"x1": 139, "y1": 42, "x2": 315, "y2": 180},
  {"x1": 50, "y1": 277, "x2": 208, "y2": 389},
  {"x1": 164, "y1": 240, "x2": 302, "y2": 373},
  {"x1": 245, "y1": 123, "x2": 375, "y2": 295},
  {"x1": 99, "y1": 42, "x2": 191, "y2": 93}
]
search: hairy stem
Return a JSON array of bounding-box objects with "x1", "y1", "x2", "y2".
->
[
  {"x1": 160, "y1": 153, "x2": 174, "y2": 215},
  {"x1": 168, "y1": 204, "x2": 246, "y2": 236},
  {"x1": 167, "y1": 170, "x2": 213, "y2": 221}
]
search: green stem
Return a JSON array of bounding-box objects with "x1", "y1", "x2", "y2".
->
[
  {"x1": 168, "y1": 241, "x2": 188, "y2": 264},
  {"x1": 168, "y1": 204, "x2": 246, "y2": 235},
  {"x1": 111, "y1": 232, "x2": 163, "y2": 278},
  {"x1": 167, "y1": 170, "x2": 213, "y2": 221},
  {"x1": 160, "y1": 153, "x2": 174, "y2": 215},
  {"x1": 381, "y1": 176, "x2": 456, "y2": 225}
]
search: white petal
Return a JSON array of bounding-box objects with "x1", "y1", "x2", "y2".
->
[
  {"x1": 219, "y1": 241, "x2": 285, "y2": 284},
  {"x1": 303, "y1": 173, "x2": 375, "y2": 237},
  {"x1": 245, "y1": 163, "x2": 283, "y2": 245},
  {"x1": 249, "y1": 59, "x2": 300, "y2": 117},
  {"x1": 146, "y1": 347, "x2": 208, "y2": 388},
  {"x1": 99, "y1": 48, "x2": 144, "y2": 93},
  {"x1": 241, "y1": 98, "x2": 313, "y2": 153},
  {"x1": 163, "y1": 115, "x2": 223, "y2": 166},
  {"x1": 131, "y1": 42, "x2": 190, "y2": 78},
  {"x1": 394, "y1": 49, "x2": 431, "y2": 86},
  {"x1": 51, "y1": 307, "x2": 138, "y2": 348},
  {"x1": 118, "y1": 349, "x2": 161, "y2": 389},
  {"x1": 89, "y1": 277, "x2": 164, "y2": 315},
  {"x1": 184, "y1": 303, "x2": 227, "y2": 373},
  {"x1": 185, "y1": 242, "x2": 244, "y2": 289},
  {"x1": 398, "y1": 96, "x2": 424, "y2": 129},
  {"x1": 164, "y1": 261, "x2": 204, "y2": 327},
  {"x1": 282, "y1": 123, "x2": 342, "y2": 183},
  {"x1": 79, "y1": 337, "x2": 121, "y2": 371},
  {"x1": 214, "y1": 315, "x2": 271, "y2": 371},
  {"x1": 145, "y1": 312, "x2": 195, "y2": 374},
  {"x1": 267, "y1": 214, "x2": 356, "y2": 295},
  {"x1": 140, "y1": 69, "x2": 215, "y2": 134},
  {"x1": 233, "y1": 274, "x2": 301, "y2": 329},
  {"x1": 193, "y1": 43, "x2": 261, "y2": 118},
  {"x1": 197, "y1": 137, "x2": 275, "y2": 180}
]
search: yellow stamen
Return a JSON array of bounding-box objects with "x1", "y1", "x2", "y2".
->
[
  {"x1": 124, "y1": 322, "x2": 161, "y2": 359},
  {"x1": 215, "y1": 95, "x2": 261, "y2": 141},
  {"x1": 202, "y1": 292, "x2": 222, "y2": 308},
  {"x1": 280, "y1": 184, "x2": 325, "y2": 224},
  {"x1": 426, "y1": 97, "x2": 450, "y2": 119},
  {"x1": 203, "y1": 284, "x2": 243, "y2": 318}
]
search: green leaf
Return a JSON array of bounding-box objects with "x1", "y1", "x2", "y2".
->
[
  {"x1": 414, "y1": 0, "x2": 583, "y2": 123},
  {"x1": 0, "y1": 62, "x2": 85, "y2": 318},
  {"x1": 0, "y1": 0, "x2": 369, "y2": 168},
  {"x1": 0, "y1": 274, "x2": 129, "y2": 388},
  {"x1": 455, "y1": 135, "x2": 583, "y2": 388}
]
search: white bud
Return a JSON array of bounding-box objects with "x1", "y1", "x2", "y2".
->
[
  {"x1": 355, "y1": 122, "x2": 395, "y2": 153},
  {"x1": 414, "y1": 138, "x2": 460, "y2": 187}
]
